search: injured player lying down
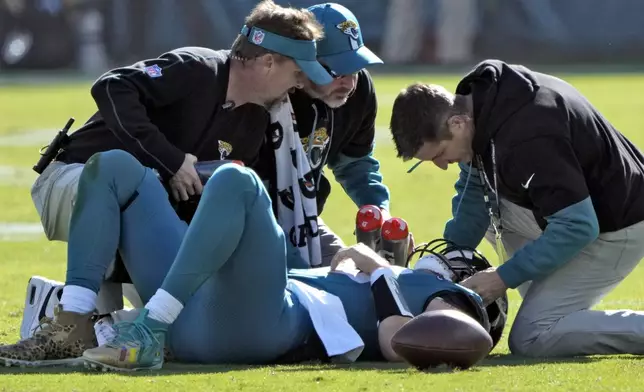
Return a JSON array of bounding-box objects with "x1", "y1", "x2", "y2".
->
[{"x1": 0, "y1": 149, "x2": 499, "y2": 371}]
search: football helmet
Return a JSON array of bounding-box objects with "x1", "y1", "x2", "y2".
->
[
  {"x1": 407, "y1": 238, "x2": 492, "y2": 281},
  {"x1": 407, "y1": 238, "x2": 508, "y2": 349}
]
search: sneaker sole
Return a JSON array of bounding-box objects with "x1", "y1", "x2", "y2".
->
[
  {"x1": 83, "y1": 358, "x2": 162, "y2": 372},
  {"x1": 0, "y1": 356, "x2": 84, "y2": 368}
]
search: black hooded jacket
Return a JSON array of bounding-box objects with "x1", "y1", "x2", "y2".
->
[{"x1": 457, "y1": 60, "x2": 644, "y2": 233}]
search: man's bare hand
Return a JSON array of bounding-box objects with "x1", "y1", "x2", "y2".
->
[
  {"x1": 330, "y1": 243, "x2": 391, "y2": 275},
  {"x1": 169, "y1": 153, "x2": 203, "y2": 201},
  {"x1": 459, "y1": 267, "x2": 507, "y2": 306}
]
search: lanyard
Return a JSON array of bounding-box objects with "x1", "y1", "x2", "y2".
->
[{"x1": 475, "y1": 140, "x2": 509, "y2": 264}]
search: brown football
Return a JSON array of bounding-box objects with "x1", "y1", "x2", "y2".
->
[{"x1": 390, "y1": 309, "x2": 493, "y2": 370}]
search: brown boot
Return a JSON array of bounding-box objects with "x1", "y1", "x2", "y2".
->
[{"x1": 0, "y1": 306, "x2": 97, "y2": 367}]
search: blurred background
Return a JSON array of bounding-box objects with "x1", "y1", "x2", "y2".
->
[{"x1": 2, "y1": 0, "x2": 644, "y2": 76}]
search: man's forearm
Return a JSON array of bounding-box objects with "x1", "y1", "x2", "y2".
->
[
  {"x1": 443, "y1": 163, "x2": 491, "y2": 248},
  {"x1": 92, "y1": 78, "x2": 185, "y2": 179},
  {"x1": 497, "y1": 197, "x2": 600, "y2": 288},
  {"x1": 329, "y1": 152, "x2": 390, "y2": 210}
]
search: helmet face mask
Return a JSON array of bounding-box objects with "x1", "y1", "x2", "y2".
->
[
  {"x1": 407, "y1": 238, "x2": 508, "y2": 349},
  {"x1": 407, "y1": 238, "x2": 492, "y2": 282}
]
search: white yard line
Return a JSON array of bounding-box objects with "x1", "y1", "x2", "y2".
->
[
  {"x1": 0, "y1": 165, "x2": 36, "y2": 186},
  {"x1": 0, "y1": 222, "x2": 44, "y2": 241},
  {"x1": 0, "y1": 129, "x2": 54, "y2": 147}
]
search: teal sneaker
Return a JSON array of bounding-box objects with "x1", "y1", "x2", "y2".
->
[{"x1": 82, "y1": 309, "x2": 169, "y2": 372}]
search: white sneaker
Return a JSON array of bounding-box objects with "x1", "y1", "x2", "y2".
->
[{"x1": 20, "y1": 276, "x2": 64, "y2": 339}]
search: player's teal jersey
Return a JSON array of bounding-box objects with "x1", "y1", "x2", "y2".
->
[{"x1": 287, "y1": 266, "x2": 481, "y2": 360}]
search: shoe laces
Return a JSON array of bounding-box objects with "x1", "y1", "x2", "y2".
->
[
  {"x1": 32, "y1": 316, "x2": 61, "y2": 338},
  {"x1": 106, "y1": 320, "x2": 159, "y2": 349}
]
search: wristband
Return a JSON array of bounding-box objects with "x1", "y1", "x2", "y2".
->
[{"x1": 370, "y1": 268, "x2": 413, "y2": 323}]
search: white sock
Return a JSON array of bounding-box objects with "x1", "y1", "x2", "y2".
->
[
  {"x1": 145, "y1": 289, "x2": 183, "y2": 324},
  {"x1": 60, "y1": 285, "x2": 97, "y2": 314}
]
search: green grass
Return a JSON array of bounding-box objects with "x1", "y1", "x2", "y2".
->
[{"x1": 2, "y1": 72, "x2": 644, "y2": 391}]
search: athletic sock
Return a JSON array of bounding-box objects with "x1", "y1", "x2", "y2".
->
[
  {"x1": 144, "y1": 289, "x2": 183, "y2": 324},
  {"x1": 60, "y1": 285, "x2": 97, "y2": 314}
]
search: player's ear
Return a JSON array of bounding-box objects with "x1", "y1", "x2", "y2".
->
[
  {"x1": 448, "y1": 114, "x2": 473, "y2": 136},
  {"x1": 257, "y1": 53, "x2": 275, "y2": 73},
  {"x1": 447, "y1": 115, "x2": 466, "y2": 130}
]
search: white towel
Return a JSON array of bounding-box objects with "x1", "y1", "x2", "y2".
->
[
  {"x1": 287, "y1": 279, "x2": 364, "y2": 363},
  {"x1": 270, "y1": 97, "x2": 322, "y2": 266}
]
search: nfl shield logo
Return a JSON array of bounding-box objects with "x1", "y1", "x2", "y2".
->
[
  {"x1": 252, "y1": 30, "x2": 265, "y2": 45},
  {"x1": 144, "y1": 64, "x2": 163, "y2": 78}
]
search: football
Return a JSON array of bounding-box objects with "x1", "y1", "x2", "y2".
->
[{"x1": 390, "y1": 309, "x2": 493, "y2": 370}]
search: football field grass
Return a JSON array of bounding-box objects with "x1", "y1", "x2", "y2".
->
[{"x1": 1, "y1": 71, "x2": 644, "y2": 391}]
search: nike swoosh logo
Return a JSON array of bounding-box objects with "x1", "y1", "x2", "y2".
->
[{"x1": 522, "y1": 173, "x2": 536, "y2": 189}]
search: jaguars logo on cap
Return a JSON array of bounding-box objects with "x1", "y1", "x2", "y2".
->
[
  {"x1": 218, "y1": 140, "x2": 233, "y2": 160},
  {"x1": 336, "y1": 20, "x2": 360, "y2": 50},
  {"x1": 336, "y1": 20, "x2": 359, "y2": 40}
]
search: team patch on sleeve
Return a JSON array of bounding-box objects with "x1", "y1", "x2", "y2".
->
[{"x1": 144, "y1": 64, "x2": 163, "y2": 78}]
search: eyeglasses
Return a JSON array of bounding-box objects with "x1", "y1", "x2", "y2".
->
[
  {"x1": 321, "y1": 63, "x2": 358, "y2": 80},
  {"x1": 321, "y1": 63, "x2": 340, "y2": 79}
]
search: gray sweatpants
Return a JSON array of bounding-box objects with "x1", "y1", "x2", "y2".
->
[{"x1": 485, "y1": 199, "x2": 644, "y2": 357}]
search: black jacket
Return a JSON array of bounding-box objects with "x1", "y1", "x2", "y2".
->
[
  {"x1": 459, "y1": 60, "x2": 644, "y2": 232},
  {"x1": 57, "y1": 47, "x2": 270, "y2": 180},
  {"x1": 53, "y1": 47, "x2": 380, "y2": 218}
]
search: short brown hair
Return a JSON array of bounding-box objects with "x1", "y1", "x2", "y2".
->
[
  {"x1": 231, "y1": 0, "x2": 324, "y2": 60},
  {"x1": 389, "y1": 83, "x2": 458, "y2": 161}
]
